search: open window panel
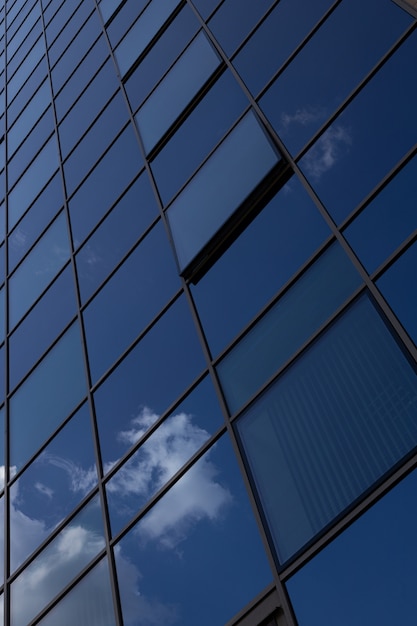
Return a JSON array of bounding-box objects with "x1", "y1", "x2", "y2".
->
[
  {"x1": 226, "y1": 585, "x2": 289, "y2": 626},
  {"x1": 392, "y1": 0, "x2": 417, "y2": 17}
]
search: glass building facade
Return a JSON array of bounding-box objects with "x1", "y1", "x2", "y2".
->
[{"x1": 0, "y1": 0, "x2": 417, "y2": 624}]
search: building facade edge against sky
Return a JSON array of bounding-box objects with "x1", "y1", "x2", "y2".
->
[{"x1": 0, "y1": 0, "x2": 416, "y2": 624}]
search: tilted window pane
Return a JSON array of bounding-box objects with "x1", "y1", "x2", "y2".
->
[
  {"x1": 237, "y1": 295, "x2": 417, "y2": 564},
  {"x1": 115, "y1": 436, "x2": 272, "y2": 626},
  {"x1": 135, "y1": 31, "x2": 221, "y2": 153},
  {"x1": 167, "y1": 110, "x2": 280, "y2": 271},
  {"x1": 37, "y1": 557, "x2": 116, "y2": 626},
  {"x1": 191, "y1": 176, "x2": 330, "y2": 356},
  {"x1": 9, "y1": 403, "x2": 97, "y2": 572},
  {"x1": 10, "y1": 495, "x2": 105, "y2": 626},
  {"x1": 10, "y1": 321, "x2": 87, "y2": 470},
  {"x1": 9, "y1": 211, "x2": 70, "y2": 329},
  {"x1": 114, "y1": 0, "x2": 182, "y2": 77},
  {"x1": 218, "y1": 243, "x2": 362, "y2": 413},
  {"x1": 99, "y1": 0, "x2": 125, "y2": 23},
  {"x1": 377, "y1": 239, "x2": 417, "y2": 347},
  {"x1": 76, "y1": 172, "x2": 158, "y2": 302},
  {"x1": 84, "y1": 221, "x2": 180, "y2": 383},
  {"x1": 7, "y1": 57, "x2": 47, "y2": 128},
  {"x1": 7, "y1": 78, "x2": 49, "y2": 156},
  {"x1": 106, "y1": 375, "x2": 224, "y2": 535},
  {"x1": 151, "y1": 69, "x2": 248, "y2": 205},
  {"x1": 94, "y1": 296, "x2": 206, "y2": 468},
  {"x1": 345, "y1": 154, "x2": 417, "y2": 273},
  {"x1": 287, "y1": 468, "x2": 417, "y2": 626},
  {"x1": 299, "y1": 28, "x2": 417, "y2": 224},
  {"x1": 7, "y1": 35, "x2": 44, "y2": 101},
  {"x1": 260, "y1": 0, "x2": 412, "y2": 155},
  {"x1": 106, "y1": 0, "x2": 148, "y2": 47}
]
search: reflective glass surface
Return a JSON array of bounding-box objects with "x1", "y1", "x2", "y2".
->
[
  {"x1": 115, "y1": 435, "x2": 272, "y2": 626},
  {"x1": 167, "y1": 110, "x2": 279, "y2": 270},
  {"x1": 10, "y1": 495, "x2": 104, "y2": 626},
  {"x1": 10, "y1": 403, "x2": 97, "y2": 572},
  {"x1": 237, "y1": 295, "x2": 417, "y2": 563},
  {"x1": 192, "y1": 176, "x2": 330, "y2": 356},
  {"x1": 135, "y1": 31, "x2": 221, "y2": 153},
  {"x1": 218, "y1": 243, "x2": 362, "y2": 412},
  {"x1": 287, "y1": 468, "x2": 417, "y2": 626},
  {"x1": 106, "y1": 375, "x2": 224, "y2": 535},
  {"x1": 94, "y1": 296, "x2": 206, "y2": 468},
  {"x1": 10, "y1": 322, "x2": 86, "y2": 469},
  {"x1": 84, "y1": 221, "x2": 180, "y2": 382}
]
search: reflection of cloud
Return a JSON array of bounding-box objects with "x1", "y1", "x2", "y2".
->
[
  {"x1": 35, "y1": 482, "x2": 54, "y2": 499},
  {"x1": 10, "y1": 228, "x2": 27, "y2": 249},
  {"x1": 41, "y1": 453, "x2": 97, "y2": 495},
  {"x1": 302, "y1": 124, "x2": 352, "y2": 180},
  {"x1": 280, "y1": 107, "x2": 326, "y2": 133},
  {"x1": 107, "y1": 407, "x2": 233, "y2": 550}
]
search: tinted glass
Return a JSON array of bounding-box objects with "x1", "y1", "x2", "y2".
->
[
  {"x1": 237, "y1": 295, "x2": 417, "y2": 563},
  {"x1": 167, "y1": 111, "x2": 279, "y2": 270}
]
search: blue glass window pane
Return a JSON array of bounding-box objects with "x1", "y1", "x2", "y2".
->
[
  {"x1": 287, "y1": 469, "x2": 417, "y2": 626},
  {"x1": 377, "y1": 240, "x2": 417, "y2": 347},
  {"x1": 218, "y1": 243, "x2": 362, "y2": 413},
  {"x1": 106, "y1": 0, "x2": 148, "y2": 47},
  {"x1": 260, "y1": 0, "x2": 411, "y2": 155},
  {"x1": 299, "y1": 29, "x2": 417, "y2": 224},
  {"x1": 167, "y1": 110, "x2": 279, "y2": 270},
  {"x1": 7, "y1": 35, "x2": 44, "y2": 101},
  {"x1": 9, "y1": 266, "x2": 76, "y2": 391},
  {"x1": 192, "y1": 0, "x2": 221, "y2": 19},
  {"x1": 191, "y1": 176, "x2": 330, "y2": 356},
  {"x1": 114, "y1": 0, "x2": 182, "y2": 77},
  {"x1": 106, "y1": 375, "x2": 224, "y2": 535},
  {"x1": 10, "y1": 322, "x2": 86, "y2": 470},
  {"x1": 94, "y1": 296, "x2": 206, "y2": 467},
  {"x1": 345, "y1": 155, "x2": 417, "y2": 273},
  {"x1": 84, "y1": 222, "x2": 180, "y2": 383},
  {"x1": 115, "y1": 435, "x2": 272, "y2": 626},
  {"x1": 8, "y1": 135, "x2": 58, "y2": 230},
  {"x1": 7, "y1": 57, "x2": 47, "y2": 128},
  {"x1": 68, "y1": 124, "x2": 144, "y2": 246},
  {"x1": 135, "y1": 31, "x2": 221, "y2": 153},
  {"x1": 99, "y1": 0, "x2": 124, "y2": 23},
  {"x1": 124, "y1": 5, "x2": 199, "y2": 114},
  {"x1": 237, "y1": 295, "x2": 417, "y2": 564},
  {"x1": 76, "y1": 172, "x2": 158, "y2": 302},
  {"x1": 8, "y1": 78, "x2": 49, "y2": 155},
  {"x1": 151, "y1": 69, "x2": 248, "y2": 205},
  {"x1": 8, "y1": 172, "x2": 63, "y2": 273},
  {"x1": 9, "y1": 403, "x2": 97, "y2": 572},
  {"x1": 9, "y1": 211, "x2": 70, "y2": 328},
  {"x1": 208, "y1": 0, "x2": 274, "y2": 55},
  {"x1": 10, "y1": 495, "x2": 104, "y2": 626},
  {"x1": 234, "y1": 0, "x2": 334, "y2": 96},
  {"x1": 37, "y1": 558, "x2": 116, "y2": 626},
  {"x1": 0, "y1": 286, "x2": 4, "y2": 344}
]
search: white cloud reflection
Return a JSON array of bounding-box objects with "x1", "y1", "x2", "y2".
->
[
  {"x1": 302, "y1": 124, "x2": 352, "y2": 180},
  {"x1": 4, "y1": 407, "x2": 231, "y2": 625},
  {"x1": 280, "y1": 106, "x2": 326, "y2": 133}
]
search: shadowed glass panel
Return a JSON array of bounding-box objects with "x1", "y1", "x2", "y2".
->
[
  {"x1": 260, "y1": 0, "x2": 412, "y2": 155},
  {"x1": 9, "y1": 266, "x2": 76, "y2": 391},
  {"x1": 135, "y1": 31, "x2": 221, "y2": 153},
  {"x1": 94, "y1": 296, "x2": 206, "y2": 468},
  {"x1": 192, "y1": 177, "x2": 330, "y2": 356},
  {"x1": 345, "y1": 154, "x2": 417, "y2": 273},
  {"x1": 377, "y1": 239, "x2": 417, "y2": 347},
  {"x1": 76, "y1": 172, "x2": 158, "y2": 302},
  {"x1": 151, "y1": 69, "x2": 248, "y2": 205},
  {"x1": 218, "y1": 243, "x2": 362, "y2": 413},
  {"x1": 10, "y1": 321, "x2": 86, "y2": 470},
  {"x1": 9, "y1": 211, "x2": 70, "y2": 328},
  {"x1": 37, "y1": 557, "x2": 116, "y2": 626},
  {"x1": 167, "y1": 110, "x2": 279, "y2": 271},
  {"x1": 68, "y1": 124, "x2": 144, "y2": 246},
  {"x1": 84, "y1": 222, "x2": 180, "y2": 382},
  {"x1": 106, "y1": 375, "x2": 224, "y2": 534},
  {"x1": 115, "y1": 435, "x2": 272, "y2": 626},
  {"x1": 298, "y1": 28, "x2": 417, "y2": 224},
  {"x1": 287, "y1": 468, "x2": 417, "y2": 626},
  {"x1": 9, "y1": 403, "x2": 97, "y2": 572},
  {"x1": 114, "y1": 0, "x2": 181, "y2": 76},
  {"x1": 237, "y1": 295, "x2": 417, "y2": 564},
  {"x1": 10, "y1": 495, "x2": 105, "y2": 626}
]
